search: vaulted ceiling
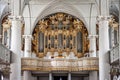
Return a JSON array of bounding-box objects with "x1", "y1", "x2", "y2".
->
[{"x1": 0, "y1": 0, "x2": 119, "y2": 18}]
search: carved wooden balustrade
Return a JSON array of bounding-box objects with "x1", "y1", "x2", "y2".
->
[{"x1": 21, "y1": 57, "x2": 99, "y2": 72}]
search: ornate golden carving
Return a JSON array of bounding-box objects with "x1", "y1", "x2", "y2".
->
[
  {"x1": 56, "y1": 13, "x2": 65, "y2": 21},
  {"x1": 32, "y1": 13, "x2": 89, "y2": 58}
]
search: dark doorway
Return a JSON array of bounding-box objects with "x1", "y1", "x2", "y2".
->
[{"x1": 54, "y1": 76, "x2": 67, "y2": 80}]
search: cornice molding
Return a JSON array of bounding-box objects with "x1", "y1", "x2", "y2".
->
[
  {"x1": 8, "y1": 16, "x2": 23, "y2": 21},
  {"x1": 97, "y1": 16, "x2": 111, "y2": 22},
  {"x1": 22, "y1": 35, "x2": 32, "y2": 39}
]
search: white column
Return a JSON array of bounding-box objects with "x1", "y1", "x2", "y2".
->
[
  {"x1": 9, "y1": 16, "x2": 22, "y2": 80},
  {"x1": 98, "y1": 16, "x2": 111, "y2": 80},
  {"x1": 23, "y1": 35, "x2": 32, "y2": 57},
  {"x1": 23, "y1": 71, "x2": 31, "y2": 80},
  {"x1": 89, "y1": 35, "x2": 97, "y2": 57},
  {"x1": 49, "y1": 73, "x2": 52, "y2": 80},
  {"x1": 68, "y1": 73, "x2": 71, "y2": 80},
  {"x1": 89, "y1": 33, "x2": 98, "y2": 80},
  {"x1": 89, "y1": 71, "x2": 98, "y2": 80},
  {"x1": 23, "y1": 35, "x2": 32, "y2": 80}
]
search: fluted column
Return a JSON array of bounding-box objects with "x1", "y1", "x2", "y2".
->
[
  {"x1": 98, "y1": 16, "x2": 111, "y2": 80},
  {"x1": 89, "y1": 35, "x2": 97, "y2": 57},
  {"x1": 68, "y1": 73, "x2": 71, "y2": 80},
  {"x1": 23, "y1": 35, "x2": 32, "y2": 80},
  {"x1": 49, "y1": 73, "x2": 52, "y2": 80},
  {"x1": 9, "y1": 16, "x2": 23, "y2": 80}
]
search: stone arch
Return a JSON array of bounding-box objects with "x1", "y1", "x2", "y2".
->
[
  {"x1": 109, "y1": 4, "x2": 119, "y2": 22},
  {"x1": 32, "y1": 0, "x2": 89, "y2": 33}
]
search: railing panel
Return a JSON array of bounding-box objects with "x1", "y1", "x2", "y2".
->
[
  {"x1": 0, "y1": 44, "x2": 11, "y2": 64},
  {"x1": 21, "y1": 57, "x2": 99, "y2": 72},
  {"x1": 0, "y1": 44, "x2": 12, "y2": 75},
  {"x1": 110, "y1": 45, "x2": 119, "y2": 63}
]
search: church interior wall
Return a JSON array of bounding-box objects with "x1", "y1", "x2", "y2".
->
[
  {"x1": 0, "y1": 0, "x2": 119, "y2": 80},
  {"x1": 22, "y1": 0, "x2": 98, "y2": 36}
]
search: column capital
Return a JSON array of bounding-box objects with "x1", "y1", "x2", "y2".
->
[
  {"x1": 88, "y1": 35, "x2": 98, "y2": 39},
  {"x1": 97, "y1": 16, "x2": 111, "y2": 22},
  {"x1": 22, "y1": 35, "x2": 32, "y2": 39},
  {"x1": 8, "y1": 16, "x2": 23, "y2": 21}
]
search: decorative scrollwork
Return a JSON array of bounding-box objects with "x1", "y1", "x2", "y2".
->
[{"x1": 32, "y1": 13, "x2": 89, "y2": 58}]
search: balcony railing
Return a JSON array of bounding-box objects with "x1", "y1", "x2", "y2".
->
[
  {"x1": 0, "y1": 43, "x2": 11, "y2": 64},
  {"x1": 21, "y1": 57, "x2": 99, "y2": 72},
  {"x1": 109, "y1": 44, "x2": 119, "y2": 64},
  {"x1": 0, "y1": 43, "x2": 12, "y2": 75}
]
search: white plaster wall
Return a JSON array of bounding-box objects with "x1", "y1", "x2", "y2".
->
[
  {"x1": 23, "y1": 4, "x2": 47, "y2": 34},
  {"x1": 21, "y1": 51, "x2": 24, "y2": 57},
  {"x1": 22, "y1": 0, "x2": 99, "y2": 35},
  {"x1": 0, "y1": 1, "x2": 9, "y2": 19}
]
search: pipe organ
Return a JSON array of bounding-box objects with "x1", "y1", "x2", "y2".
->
[{"x1": 32, "y1": 13, "x2": 89, "y2": 58}]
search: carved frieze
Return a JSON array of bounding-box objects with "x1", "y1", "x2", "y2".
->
[{"x1": 21, "y1": 57, "x2": 99, "y2": 71}]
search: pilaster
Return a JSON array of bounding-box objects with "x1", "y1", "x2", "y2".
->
[
  {"x1": 23, "y1": 35, "x2": 32, "y2": 57},
  {"x1": 49, "y1": 73, "x2": 52, "y2": 80},
  {"x1": 88, "y1": 35, "x2": 98, "y2": 57},
  {"x1": 22, "y1": 35, "x2": 32, "y2": 80},
  {"x1": 68, "y1": 73, "x2": 71, "y2": 80}
]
